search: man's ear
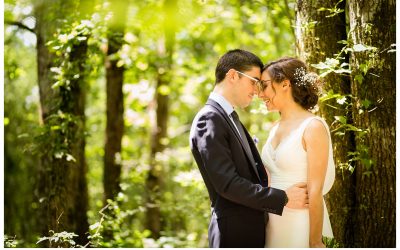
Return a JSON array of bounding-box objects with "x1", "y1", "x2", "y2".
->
[{"x1": 226, "y1": 69, "x2": 237, "y2": 81}]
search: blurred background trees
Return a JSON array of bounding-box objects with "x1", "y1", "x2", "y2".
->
[{"x1": 4, "y1": 0, "x2": 395, "y2": 247}]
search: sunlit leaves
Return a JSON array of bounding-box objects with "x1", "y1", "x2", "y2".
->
[
  {"x1": 317, "y1": 0, "x2": 345, "y2": 18},
  {"x1": 173, "y1": 169, "x2": 203, "y2": 188},
  {"x1": 349, "y1": 43, "x2": 377, "y2": 52},
  {"x1": 37, "y1": 231, "x2": 78, "y2": 248},
  {"x1": 387, "y1": 43, "x2": 396, "y2": 53},
  {"x1": 312, "y1": 57, "x2": 351, "y2": 77},
  {"x1": 354, "y1": 74, "x2": 363, "y2": 84},
  {"x1": 6, "y1": 0, "x2": 299, "y2": 247}
]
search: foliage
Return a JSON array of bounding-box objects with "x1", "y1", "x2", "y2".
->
[
  {"x1": 317, "y1": 0, "x2": 344, "y2": 18},
  {"x1": 6, "y1": 0, "x2": 393, "y2": 247},
  {"x1": 312, "y1": 34, "x2": 378, "y2": 176},
  {"x1": 4, "y1": 2, "x2": 39, "y2": 245},
  {"x1": 4, "y1": 235, "x2": 20, "y2": 248},
  {"x1": 5, "y1": 0, "x2": 296, "y2": 247},
  {"x1": 87, "y1": 197, "x2": 150, "y2": 247},
  {"x1": 323, "y1": 236, "x2": 341, "y2": 248},
  {"x1": 36, "y1": 231, "x2": 79, "y2": 248}
]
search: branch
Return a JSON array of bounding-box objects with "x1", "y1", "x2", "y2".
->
[{"x1": 5, "y1": 20, "x2": 35, "y2": 34}]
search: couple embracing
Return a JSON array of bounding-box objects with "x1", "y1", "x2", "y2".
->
[{"x1": 189, "y1": 49, "x2": 335, "y2": 248}]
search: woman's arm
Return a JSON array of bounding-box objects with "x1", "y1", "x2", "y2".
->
[
  {"x1": 264, "y1": 165, "x2": 272, "y2": 187},
  {"x1": 303, "y1": 119, "x2": 329, "y2": 248}
]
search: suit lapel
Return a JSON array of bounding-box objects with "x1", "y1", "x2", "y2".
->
[{"x1": 206, "y1": 99, "x2": 261, "y2": 181}]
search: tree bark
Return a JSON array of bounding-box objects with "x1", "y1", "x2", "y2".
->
[
  {"x1": 103, "y1": 0, "x2": 128, "y2": 204},
  {"x1": 34, "y1": 0, "x2": 91, "y2": 246},
  {"x1": 348, "y1": 0, "x2": 395, "y2": 247},
  {"x1": 145, "y1": 0, "x2": 177, "y2": 239},
  {"x1": 296, "y1": 0, "x2": 396, "y2": 247},
  {"x1": 295, "y1": 0, "x2": 356, "y2": 246}
]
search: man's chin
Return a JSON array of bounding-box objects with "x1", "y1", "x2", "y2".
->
[{"x1": 242, "y1": 102, "x2": 252, "y2": 108}]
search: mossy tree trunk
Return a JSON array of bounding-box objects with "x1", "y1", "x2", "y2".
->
[
  {"x1": 348, "y1": 0, "x2": 395, "y2": 247},
  {"x1": 34, "y1": 0, "x2": 92, "y2": 245},
  {"x1": 296, "y1": 0, "x2": 395, "y2": 247}
]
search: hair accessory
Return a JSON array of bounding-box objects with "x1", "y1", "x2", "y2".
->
[{"x1": 293, "y1": 67, "x2": 320, "y2": 90}]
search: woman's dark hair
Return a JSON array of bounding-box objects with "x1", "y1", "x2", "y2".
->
[
  {"x1": 263, "y1": 57, "x2": 322, "y2": 110},
  {"x1": 215, "y1": 49, "x2": 263, "y2": 84}
]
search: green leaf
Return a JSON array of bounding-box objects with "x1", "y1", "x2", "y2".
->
[
  {"x1": 359, "y1": 64, "x2": 368, "y2": 75},
  {"x1": 51, "y1": 81, "x2": 63, "y2": 89},
  {"x1": 51, "y1": 125, "x2": 61, "y2": 130},
  {"x1": 336, "y1": 96, "x2": 347, "y2": 105},
  {"x1": 325, "y1": 58, "x2": 340, "y2": 67},
  {"x1": 354, "y1": 74, "x2": 363, "y2": 84},
  {"x1": 333, "y1": 68, "x2": 351, "y2": 74},
  {"x1": 311, "y1": 62, "x2": 330, "y2": 70},
  {"x1": 37, "y1": 237, "x2": 49, "y2": 244},
  {"x1": 353, "y1": 43, "x2": 377, "y2": 52},
  {"x1": 66, "y1": 154, "x2": 76, "y2": 162},
  {"x1": 54, "y1": 152, "x2": 64, "y2": 159},
  {"x1": 361, "y1": 99, "x2": 371, "y2": 109},
  {"x1": 319, "y1": 90, "x2": 342, "y2": 102},
  {"x1": 334, "y1": 116, "x2": 347, "y2": 124},
  {"x1": 345, "y1": 124, "x2": 363, "y2": 132},
  {"x1": 89, "y1": 222, "x2": 101, "y2": 231}
]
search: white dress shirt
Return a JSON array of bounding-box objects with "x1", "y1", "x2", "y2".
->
[{"x1": 209, "y1": 92, "x2": 242, "y2": 137}]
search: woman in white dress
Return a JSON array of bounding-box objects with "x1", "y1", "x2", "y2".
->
[{"x1": 257, "y1": 57, "x2": 335, "y2": 248}]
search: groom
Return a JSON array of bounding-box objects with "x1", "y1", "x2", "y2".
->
[{"x1": 189, "y1": 49, "x2": 308, "y2": 247}]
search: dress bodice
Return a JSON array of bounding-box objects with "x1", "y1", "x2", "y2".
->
[
  {"x1": 261, "y1": 116, "x2": 335, "y2": 241},
  {"x1": 262, "y1": 116, "x2": 335, "y2": 194}
]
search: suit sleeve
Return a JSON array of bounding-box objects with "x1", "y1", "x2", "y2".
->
[{"x1": 191, "y1": 110, "x2": 287, "y2": 215}]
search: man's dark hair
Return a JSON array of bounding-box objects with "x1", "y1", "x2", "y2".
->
[{"x1": 215, "y1": 49, "x2": 263, "y2": 84}]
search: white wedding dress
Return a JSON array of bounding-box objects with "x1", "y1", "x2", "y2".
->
[{"x1": 261, "y1": 116, "x2": 335, "y2": 248}]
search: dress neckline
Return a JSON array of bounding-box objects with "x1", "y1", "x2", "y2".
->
[{"x1": 269, "y1": 116, "x2": 315, "y2": 152}]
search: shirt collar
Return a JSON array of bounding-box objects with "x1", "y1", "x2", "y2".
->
[{"x1": 209, "y1": 92, "x2": 235, "y2": 116}]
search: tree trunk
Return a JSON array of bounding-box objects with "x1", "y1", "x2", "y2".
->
[
  {"x1": 145, "y1": 0, "x2": 177, "y2": 239},
  {"x1": 295, "y1": 0, "x2": 356, "y2": 246},
  {"x1": 103, "y1": 0, "x2": 128, "y2": 204},
  {"x1": 34, "y1": 0, "x2": 91, "y2": 246},
  {"x1": 348, "y1": 0, "x2": 395, "y2": 247}
]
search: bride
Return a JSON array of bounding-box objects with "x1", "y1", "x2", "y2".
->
[{"x1": 257, "y1": 57, "x2": 335, "y2": 248}]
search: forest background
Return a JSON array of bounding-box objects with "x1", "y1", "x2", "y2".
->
[{"x1": 3, "y1": 0, "x2": 396, "y2": 248}]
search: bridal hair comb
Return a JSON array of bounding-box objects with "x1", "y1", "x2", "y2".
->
[{"x1": 293, "y1": 67, "x2": 320, "y2": 93}]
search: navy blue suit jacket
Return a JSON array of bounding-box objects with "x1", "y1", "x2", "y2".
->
[{"x1": 190, "y1": 99, "x2": 287, "y2": 247}]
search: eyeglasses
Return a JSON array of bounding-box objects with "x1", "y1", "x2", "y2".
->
[
  {"x1": 236, "y1": 71, "x2": 259, "y2": 85},
  {"x1": 258, "y1": 80, "x2": 271, "y2": 92},
  {"x1": 236, "y1": 71, "x2": 268, "y2": 92}
]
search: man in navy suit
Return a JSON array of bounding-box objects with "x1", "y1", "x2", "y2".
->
[{"x1": 190, "y1": 49, "x2": 308, "y2": 247}]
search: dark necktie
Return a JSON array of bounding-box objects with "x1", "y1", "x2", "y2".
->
[
  {"x1": 231, "y1": 111, "x2": 253, "y2": 160},
  {"x1": 231, "y1": 111, "x2": 268, "y2": 186}
]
